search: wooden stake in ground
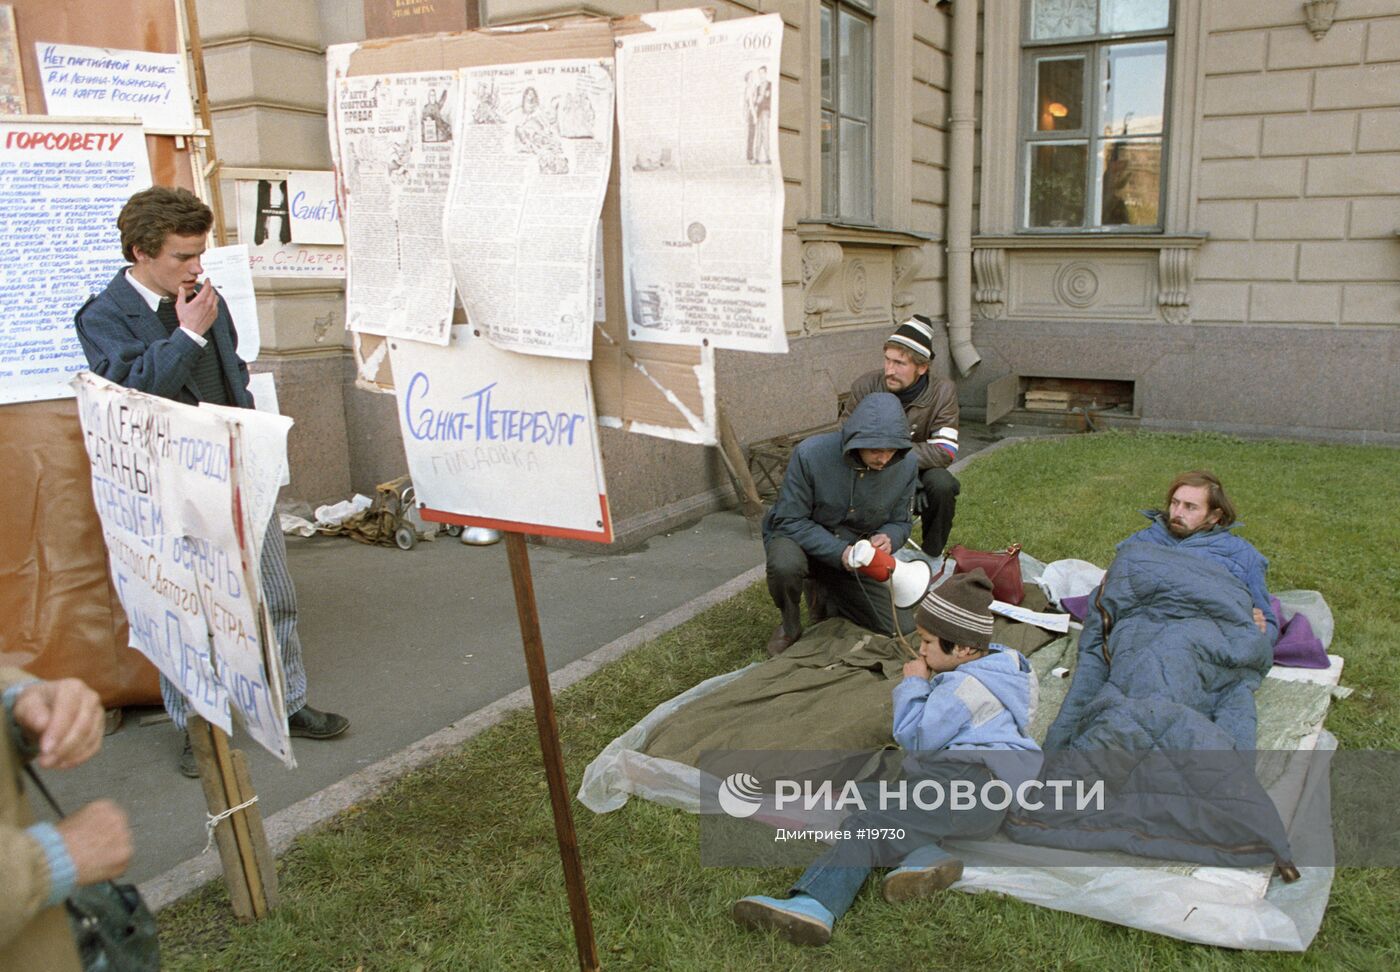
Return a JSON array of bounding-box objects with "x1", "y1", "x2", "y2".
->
[
  {"x1": 504, "y1": 532, "x2": 600, "y2": 972},
  {"x1": 187, "y1": 715, "x2": 278, "y2": 919}
]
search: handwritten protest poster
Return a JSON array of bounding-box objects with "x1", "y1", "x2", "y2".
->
[
  {"x1": 616, "y1": 15, "x2": 787, "y2": 353},
  {"x1": 389, "y1": 327, "x2": 612, "y2": 543},
  {"x1": 444, "y1": 58, "x2": 614, "y2": 360},
  {"x1": 73, "y1": 373, "x2": 295, "y2": 764},
  {"x1": 0, "y1": 118, "x2": 149, "y2": 404},
  {"x1": 234, "y1": 178, "x2": 346, "y2": 278},
  {"x1": 36, "y1": 42, "x2": 197, "y2": 134},
  {"x1": 286, "y1": 170, "x2": 343, "y2": 245}
]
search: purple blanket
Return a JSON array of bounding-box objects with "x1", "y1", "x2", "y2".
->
[{"x1": 1058, "y1": 593, "x2": 1329, "y2": 669}]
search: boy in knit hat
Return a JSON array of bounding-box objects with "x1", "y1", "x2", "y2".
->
[{"x1": 732, "y1": 570, "x2": 1041, "y2": 946}]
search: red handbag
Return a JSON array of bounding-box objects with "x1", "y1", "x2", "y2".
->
[{"x1": 943, "y1": 543, "x2": 1024, "y2": 605}]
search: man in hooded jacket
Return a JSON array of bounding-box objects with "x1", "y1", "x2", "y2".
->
[{"x1": 761, "y1": 392, "x2": 917, "y2": 655}]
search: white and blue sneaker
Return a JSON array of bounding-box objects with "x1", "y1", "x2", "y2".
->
[{"x1": 732, "y1": 893, "x2": 834, "y2": 946}]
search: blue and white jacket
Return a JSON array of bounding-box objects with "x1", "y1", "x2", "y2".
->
[{"x1": 892, "y1": 647, "x2": 1043, "y2": 792}]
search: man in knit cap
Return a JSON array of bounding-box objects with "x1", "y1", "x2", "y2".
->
[
  {"x1": 733, "y1": 571, "x2": 1041, "y2": 946},
  {"x1": 841, "y1": 315, "x2": 961, "y2": 557},
  {"x1": 74, "y1": 186, "x2": 349, "y2": 777}
]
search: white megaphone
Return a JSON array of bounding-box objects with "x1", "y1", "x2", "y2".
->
[{"x1": 847, "y1": 540, "x2": 934, "y2": 609}]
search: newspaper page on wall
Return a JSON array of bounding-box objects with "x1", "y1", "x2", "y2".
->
[
  {"x1": 335, "y1": 71, "x2": 459, "y2": 346},
  {"x1": 616, "y1": 14, "x2": 786, "y2": 354},
  {"x1": 444, "y1": 58, "x2": 614, "y2": 360},
  {"x1": 72, "y1": 373, "x2": 295, "y2": 765},
  {"x1": 0, "y1": 118, "x2": 149, "y2": 404}
]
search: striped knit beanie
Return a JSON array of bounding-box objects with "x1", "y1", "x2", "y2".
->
[
  {"x1": 886, "y1": 314, "x2": 936, "y2": 362},
  {"x1": 915, "y1": 570, "x2": 995, "y2": 649}
]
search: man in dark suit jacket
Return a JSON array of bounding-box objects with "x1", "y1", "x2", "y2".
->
[{"x1": 74, "y1": 186, "x2": 348, "y2": 777}]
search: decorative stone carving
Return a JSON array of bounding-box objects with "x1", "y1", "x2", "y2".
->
[
  {"x1": 1303, "y1": 0, "x2": 1337, "y2": 40},
  {"x1": 892, "y1": 245, "x2": 924, "y2": 309},
  {"x1": 972, "y1": 246, "x2": 1007, "y2": 318},
  {"x1": 1054, "y1": 260, "x2": 1100, "y2": 308},
  {"x1": 801, "y1": 240, "x2": 843, "y2": 328},
  {"x1": 1157, "y1": 246, "x2": 1195, "y2": 324},
  {"x1": 844, "y1": 259, "x2": 868, "y2": 314}
]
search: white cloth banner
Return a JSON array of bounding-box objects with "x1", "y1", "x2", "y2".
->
[
  {"x1": 443, "y1": 58, "x2": 614, "y2": 360},
  {"x1": 0, "y1": 118, "x2": 150, "y2": 404},
  {"x1": 389, "y1": 326, "x2": 611, "y2": 542},
  {"x1": 35, "y1": 42, "x2": 197, "y2": 133},
  {"x1": 73, "y1": 373, "x2": 295, "y2": 765},
  {"x1": 336, "y1": 71, "x2": 459, "y2": 346},
  {"x1": 616, "y1": 14, "x2": 787, "y2": 354}
]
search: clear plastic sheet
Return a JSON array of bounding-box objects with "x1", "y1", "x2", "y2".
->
[{"x1": 578, "y1": 569, "x2": 1342, "y2": 950}]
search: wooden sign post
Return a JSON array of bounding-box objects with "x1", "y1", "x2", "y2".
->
[
  {"x1": 187, "y1": 715, "x2": 278, "y2": 919},
  {"x1": 504, "y1": 532, "x2": 600, "y2": 972}
]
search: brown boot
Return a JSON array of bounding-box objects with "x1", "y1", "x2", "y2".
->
[{"x1": 765, "y1": 624, "x2": 801, "y2": 657}]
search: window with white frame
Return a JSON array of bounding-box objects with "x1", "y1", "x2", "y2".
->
[
  {"x1": 820, "y1": 0, "x2": 875, "y2": 222},
  {"x1": 1020, "y1": 0, "x2": 1172, "y2": 230}
]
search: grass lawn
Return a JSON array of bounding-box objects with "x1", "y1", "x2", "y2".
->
[{"x1": 159, "y1": 432, "x2": 1400, "y2": 971}]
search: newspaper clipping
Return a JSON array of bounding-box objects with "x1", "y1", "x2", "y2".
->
[
  {"x1": 444, "y1": 58, "x2": 614, "y2": 360},
  {"x1": 616, "y1": 14, "x2": 786, "y2": 354},
  {"x1": 336, "y1": 71, "x2": 458, "y2": 346}
]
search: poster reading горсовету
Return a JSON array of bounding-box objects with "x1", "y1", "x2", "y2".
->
[
  {"x1": 0, "y1": 119, "x2": 149, "y2": 404},
  {"x1": 616, "y1": 14, "x2": 786, "y2": 355},
  {"x1": 73, "y1": 373, "x2": 296, "y2": 766},
  {"x1": 336, "y1": 71, "x2": 458, "y2": 346},
  {"x1": 444, "y1": 58, "x2": 613, "y2": 361}
]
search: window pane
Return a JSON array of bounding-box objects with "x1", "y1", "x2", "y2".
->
[
  {"x1": 839, "y1": 10, "x2": 872, "y2": 122},
  {"x1": 821, "y1": 110, "x2": 837, "y2": 215},
  {"x1": 1100, "y1": 41, "x2": 1166, "y2": 136},
  {"x1": 1035, "y1": 56, "x2": 1084, "y2": 132},
  {"x1": 840, "y1": 117, "x2": 873, "y2": 221},
  {"x1": 1028, "y1": 143, "x2": 1087, "y2": 227},
  {"x1": 1099, "y1": 138, "x2": 1161, "y2": 226},
  {"x1": 1030, "y1": 0, "x2": 1096, "y2": 40},
  {"x1": 1102, "y1": 0, "x2": 1170, "y2": 33},
  {"x1": 820, "y1": 4, "x2": 833, "y2": 107}
]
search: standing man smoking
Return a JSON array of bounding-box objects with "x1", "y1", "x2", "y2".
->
[
  {"x1": 74, "y1": 186, "x2": 349, "y2": 777},
  {"x1": 842, "y1": 315, "x2": 961, "y2": 557}
]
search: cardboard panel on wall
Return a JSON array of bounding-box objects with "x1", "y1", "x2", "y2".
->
[
  {"x1": 8, "y1": 0, "x2": 193, "y2": 184},
  {"x1": 331, "y1": 12, "x2": 715, "y2": 443},
  {"x1": 0, "y1": 399, "x2": 157, "y2": 706},
  {"x1": 363, "y1": 0, "x2": 476, "y2": 40},
  {"x1": 0, "y1": 0, "x2": 199, "y2": 702}
]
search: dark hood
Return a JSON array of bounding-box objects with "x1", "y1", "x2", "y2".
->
[{"x1": 840, "y1": 392, "x2": 912, "y2": 464}]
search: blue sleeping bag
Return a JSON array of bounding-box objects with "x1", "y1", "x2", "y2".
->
[{"x1": 1005, "y1": 543, "x2": 1296, "y2": 871}]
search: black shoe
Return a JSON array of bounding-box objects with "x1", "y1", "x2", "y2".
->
[
  {"x1": 178, "y1": 734, "x2": 199, "y2": 779},
  {"x1": 288, "y1": 705, "x2": 350, "y2": 740}
]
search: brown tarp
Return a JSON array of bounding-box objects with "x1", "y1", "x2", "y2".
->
[
  {"x1": 643, "y1": 601, "x2": 1060, "y2": 777},
  {"x1": 0, "y1": 0, "x2": 194, "y2": 704},
  {"x1": 0, "y1": 400, "x2": 158, "y2": 706}
]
